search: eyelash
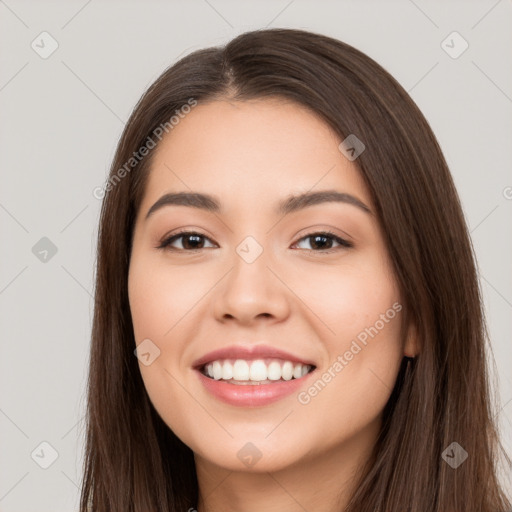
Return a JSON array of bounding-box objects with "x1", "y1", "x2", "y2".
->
[{"x1": 157, "y1": 229, "x2": 353, "y2": 254}]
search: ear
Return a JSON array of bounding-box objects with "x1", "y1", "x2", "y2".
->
[{"x1": 404, "y1": 319, "x2": 420, "y2": 357}]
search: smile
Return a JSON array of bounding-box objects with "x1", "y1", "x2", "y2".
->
[
  {"x1": 201, "y1": 358, "x2": 315, "y2": 384},
  {"x1": 195, "y1": 358, "x2": 317, "y2": 407}
]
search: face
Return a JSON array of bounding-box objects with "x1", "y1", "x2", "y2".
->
[{"x1": 128, "y1": 98, "x2": 415, "y2": 473}]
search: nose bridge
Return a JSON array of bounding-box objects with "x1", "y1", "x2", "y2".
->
[
  {"x1": 213, "y1": 231, "x2": 289, "y2": 322},
  {"x1": 235, "y1": 234, "x2": 267, "y2": 266},
  {"x1": 229, "y1": 232, "x2": 274, "y2": 291}
]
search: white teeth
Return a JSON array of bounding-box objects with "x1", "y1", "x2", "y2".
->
[
  {"x1": 212, "y1": 361, "x2": 223, "y2": 380},
  {"x1": 202, "y1": 358, "x2": 314, "y2": 383},
  {"x1": 233, "y1": 360, "x2": 250, "y2": 380},
  {"x1": 281, "y1": 361, "x2": 293, "y2": 381},
  {"x1": 223, "y1": 361, "x2": 233, "y2": 380},
  {"x1": 249, "y1": 360, "x2": 267, "y2": 381},
  {"x1": 267, "y1": 361, "x2": 281, "y2": 380}
]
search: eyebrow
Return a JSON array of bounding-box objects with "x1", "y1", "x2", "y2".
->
[{"x1": 145, "y1": 189, "x2": 372, "y2": 220}]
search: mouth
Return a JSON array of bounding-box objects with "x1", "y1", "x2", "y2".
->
[{"x1": 197, "y1": 358, "x2": 316, "y2": 385}]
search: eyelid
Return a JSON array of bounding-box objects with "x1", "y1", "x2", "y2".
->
[
  {"x1": 291, "y1": 230, "x2": 353, "y2": 254},
  {"x1": 156, "y1": 228, "x2": 217, "y2": 250},
  {"x1": 294, "y1": 224, "x2": 353, "y2": 243}
]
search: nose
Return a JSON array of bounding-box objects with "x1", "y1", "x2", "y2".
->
[{"x1": 212, "y1": 241, "x2": 291, "y2": 326}]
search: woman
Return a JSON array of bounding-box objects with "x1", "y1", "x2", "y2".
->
[{"x1": 80, "y1": 28, "x2": 511, "y2": 511}]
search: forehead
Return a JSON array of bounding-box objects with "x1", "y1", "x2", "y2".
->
[{"x1": 142, "y1": 98, "x2": 371, "y2": 214}]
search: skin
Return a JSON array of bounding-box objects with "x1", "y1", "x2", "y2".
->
[{"x1": 128, "y1": 98, "x2": 418, "y2": 512}]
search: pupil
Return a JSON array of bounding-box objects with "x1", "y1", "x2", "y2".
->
[
  {"x1": 184, "y1": 234, "x2": 203, "y2": 249},
  {"x1": 312, "y1": 235, "x2": 330, "y2": 250}
]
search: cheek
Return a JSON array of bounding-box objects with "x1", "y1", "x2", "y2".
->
[
  {"x1": 128, "y1": 255, "x2": 200, "y2": 440},
  {"x1": 128, "y1": 254, "x2": 205, "y2": 345},
  {"x1": 128, "y1": 252, "x2": 215, "y2": 393},
  {"x1": 286, "y1": 253, "x2": 400, "y2": 340},
  {"x1": 291, "y1": 258, "x2": 403, "y2": 436}
]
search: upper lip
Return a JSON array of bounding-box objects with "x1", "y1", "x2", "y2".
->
[{"x1": 192, "y1": 344, "x2": 317, "y2": 369}]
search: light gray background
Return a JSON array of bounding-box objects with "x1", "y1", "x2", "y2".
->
[{"x1": 1, "y1": 1, "x2": 511, "y2": 510}]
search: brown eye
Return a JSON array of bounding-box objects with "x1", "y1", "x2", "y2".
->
[
  {"x1": 292, "y1": 231, "x2": 353, "y2": 253},
  {"x1": 158, "y1": 231, "x2": 216, "y2": 251}
]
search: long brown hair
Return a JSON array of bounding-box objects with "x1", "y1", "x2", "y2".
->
[{"x1": 80, "y1": 28, "x2": 511, "y2": 511}]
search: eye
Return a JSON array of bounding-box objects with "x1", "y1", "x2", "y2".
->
[
  {"x1": 291, "y1": 231, "x2": 353, "y2": 254},
  {"x1": 157, "y1": 230, "x2": 216, "y2": 251}
]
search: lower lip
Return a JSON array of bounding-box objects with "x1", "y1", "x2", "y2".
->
[{"x1": 195, "y1": 369, "x2": 316, "y2": 407}]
